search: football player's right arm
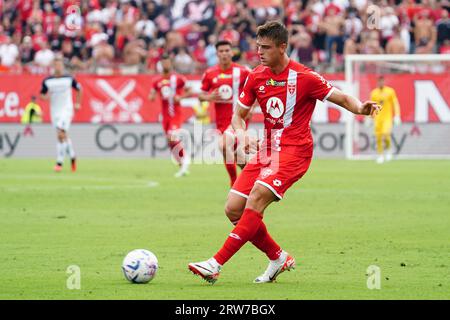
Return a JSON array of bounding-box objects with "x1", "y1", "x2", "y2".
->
[
  {"x1": 234, "y1": 74, "x2": 258, "y2": 153},
  {"x1": 198, "y1": 89, "x2": 221, "y2": 102},
  {"x1": 40, "y1": 80, "x2": 48, "y2": 100},
  {"x1": 198, "y1": 72, "x2": 221, "y2": 102}
]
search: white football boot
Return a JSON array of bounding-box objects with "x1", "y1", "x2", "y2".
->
[
  {"x1": 253, "y1": 251, "x2": 296, "y2": 283},
  {"x1": 174, "y1": 156, "x2": 190, "y2": 178},
  {"x1": 376, "y1": 155, "x2": 385, "y2": 164},
  {"x1": 188, "y1": 258, "x2": 221, "y2": 284}
]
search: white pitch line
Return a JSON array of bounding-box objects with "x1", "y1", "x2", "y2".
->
[
  {"x1": 0, "y1": 173, "x2": 154, "y2": 184},
  {"x1": 0, "y1": 181, "x2": 159, "y2": 192}
]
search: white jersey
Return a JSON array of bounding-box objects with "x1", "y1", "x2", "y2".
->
[{"x1": 40, "y1": 75, "x2": 81, "y2": 121}]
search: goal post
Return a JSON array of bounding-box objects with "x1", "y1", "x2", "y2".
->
[{"x1": 344, "y1": 54, "x2": 450, "y2": 160}]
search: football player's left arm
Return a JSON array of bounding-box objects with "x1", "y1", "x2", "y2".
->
[
  {"x1": 232, "y1": 105, "x2": 257, "y2": 153},
  {"x1": 73, "y1": 79, "x2": 82, "y2": 111},
  {"x1": 392, "y1": 90, "x2": 401, "y2": 125},
  {"x1": 74, "y1": 88, "x2": 82, "y2": 111},
  {"x1": 327, "y1": 88, "x2": 381, "y2": 117}
]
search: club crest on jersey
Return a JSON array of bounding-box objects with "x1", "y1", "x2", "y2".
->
[
  {"x1": 288, "y1": 84, "x2": 296, "y2": 95},
  {"x1": 266, "y1": 97, "x2": 284, "y2": 119},
  {"x1": 261, "y1": 168, "x2": 273, "y2": 179},
  {"x1": 266, "y1": 79, "x2": 286, "y2": 87}
]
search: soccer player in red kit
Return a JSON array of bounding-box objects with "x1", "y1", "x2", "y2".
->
[
  {"x1": 188, "y1": 21, "x2": 381, "y2": 284},
  {"x1": 149, "y1": 54, "x2": 193, "y2": 177},
  {"x1": 199, "y1": 40, "x2": 251, "y2": 186}
]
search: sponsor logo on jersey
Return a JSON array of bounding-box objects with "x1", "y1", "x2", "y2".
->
[
  {"x1": 266, "y1": 97, "x2": 284, "y2": 118},
  {"x1": 161, "y1": 86, "x2": 172, "y2": 99},
  {"x1": 213, "y1": 74, "x2": 233, "y2": 83},
  {"x1": 266, "y1": 79, "x2": 286, "y2": 87},
  {"x1": 218, "y1": 84, "x2": 233, "y2": 100}
]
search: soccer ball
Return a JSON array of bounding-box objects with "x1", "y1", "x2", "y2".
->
[{"x1": 122, "y1": 249, "x2": 158, "y2": 284}]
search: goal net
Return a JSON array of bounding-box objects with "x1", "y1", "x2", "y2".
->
[{"x1": 344, "y1": 54, "x2": 450, "y2": 160}]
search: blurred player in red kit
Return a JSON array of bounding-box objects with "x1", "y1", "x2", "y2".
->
[
  {"x1": 189, "y1": 21, "x2": 381, "y2": 284},
  {"x1": 149, "y1": 54, "x2": 193, "y2": 177},
  {"x1": 199, "y1": 40, "x2": 252, "y2": 186}
]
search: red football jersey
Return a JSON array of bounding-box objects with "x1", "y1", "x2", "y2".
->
[
  {"x1": 152, "y1": 74, "x2": 186, "y2": 119},
  {"x1": 238, "y1": 59, "x2": 334, "y2": 157},
  {"x1": 201, "y1": 62, "x2": 250, "y2": 132}
]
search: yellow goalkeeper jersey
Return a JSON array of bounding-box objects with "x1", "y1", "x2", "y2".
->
[{"x1": 370, "y1": 86, "x2": 400, "y2": 122}]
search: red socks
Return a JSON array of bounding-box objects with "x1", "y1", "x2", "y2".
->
[
  {"x1": 230, "y1": 216, "x2": 282, "y2": 261},
  {"x1": 214, "y1": 208, "x2": 263, "y2": 265},
  {"x1": 169, "y1": 140, "x2": 184, "y2": 165},
  {"x1": 224, "y1": 163, "x2": 237, "y2": 186},
  {"x1": 250, "y1": 221, "x2": 282, "y2": 261}
]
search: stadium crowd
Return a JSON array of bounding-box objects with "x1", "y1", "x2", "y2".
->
[{"x1": 0, "y1": 0, "x2": 449, "y2": 74}]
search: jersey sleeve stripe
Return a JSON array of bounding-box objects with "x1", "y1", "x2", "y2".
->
[
  {"x1": 237, "y1": 100, "x2": 251, "y2": 109},
  {"x1": 322, "y1": 87, "x2": 335, "y2": 102}
]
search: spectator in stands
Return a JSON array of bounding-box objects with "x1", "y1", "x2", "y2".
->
[
  {"x1": 20, "y1": 35, "x2": 35, "y2": 65},
  {"x1": 323, "y1": 5, "x2": 345, "y2": 65},
  {"x1": 414, "y1": 9, "x2": 437, "y2": 53},
  {"x1": 31, "y1": 24, "x2": 48, "y2": 52},
  {"x1": 436, "y1": 9, "x2": 450, "y2": 51},
  {"x1": 205, "y1": 34, "x2": 218, "y2": 67},
  {"x1": 344, "y1": 33, "x2": 359, "y2": 55},
  {"x1": 92, "y1": 33, "x2": 115, "y2": 74},
  {"x1": 360, "y1": 30, "x2": 384, "y2": 54},
  {"x1": 0, "y1": 35, "x2": 19, "y2": 68},
  {"x1": 173, "y1": 46, "x2": 195, "y2": 74},
  {"x1": 34, "y1": 41, "x2": 55, "y2": 68},
  {"x1": 289, "y1": 24, "x2": 317, "y2": 68},
  {"x1": 27, "y1": 0, "x2": 43, "y2": 27},
  {"x1": 386, "y1": 27, "x2": 407, "y2": 54},
  {"x1": 242, "y1": 36, "x2": 259, "y2": 69},
  {"x1": 135, "y1": 12, "x2": 157, "y2": 45},
  {"x1": 122, "y1": 37, "x2": 148, "y2": 74},
  {"x1": 192, "y1": 38, "x2": 207, "y2": 73},
  {"x1": 380, "y1": 7, "x2": 400, "y2": 49},
  {"x1": 344, "y1": 7, "x2": 363, "y2": 40}
]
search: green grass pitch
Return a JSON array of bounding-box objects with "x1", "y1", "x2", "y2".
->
[{"x1": 0, "y1": 158, "x2": 449, "y2": 299}]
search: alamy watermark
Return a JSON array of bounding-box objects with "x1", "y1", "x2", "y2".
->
[
  {"x1": 66, "y1": 265, "x2": 81, "y2": 290},
  {"x1": 65, "y1": 6, "x2": 82, "y2": 31},
  {"x1": 366, "y1": 5, "x2": 382, "y2": 30},
  {"x1": 366, "y1": 265, "x2": 381, "y2": 290}
]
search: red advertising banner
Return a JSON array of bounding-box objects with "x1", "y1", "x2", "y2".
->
[{"x1": 0, "y1": 73, "x2": 449, "y2": 124}]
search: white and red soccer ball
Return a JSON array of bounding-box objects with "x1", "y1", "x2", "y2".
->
[{"x1": 122, "y1": 249, "x2": 158, "y2": 284}]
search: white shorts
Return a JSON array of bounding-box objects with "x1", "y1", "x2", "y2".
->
[{"x1": 52, "y1": 115, "x2": 72, "y2": 132}]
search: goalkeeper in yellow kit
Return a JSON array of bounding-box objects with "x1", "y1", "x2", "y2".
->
[{"x1": 369, "y1": 76, "x2": 401, "y2": 163}]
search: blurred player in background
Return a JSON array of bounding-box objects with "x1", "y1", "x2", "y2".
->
[
  {"x1": 40, "y1": 57, "x2": 82, "y2": 172},
  {"x1": 149, "y1": 53, "x2": 193, "y2": 178},
  {"x1": 21, "y1": 96, "x2": 42, "y2": 124},
  {"x1": 199, "y1": 40, "x2": 251, "y2": 187},
  {"x1": 370, "y1": 76, "x2": 401, "y2": 164},
  {"x1": 188, "y1": 21, "x2": 381, "y2": 284}
]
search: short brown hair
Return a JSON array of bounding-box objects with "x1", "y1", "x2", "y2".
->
[
  {"x1": 256, "y1": 21, "x2": 288, "y2": 47},
  {"x1": 215, "y1": 40, "x2": 232, "y2": 49}
]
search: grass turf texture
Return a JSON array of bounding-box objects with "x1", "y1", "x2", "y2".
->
[{"x1": 0, "y1": 159, "x2": 449, "y2": 300}]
